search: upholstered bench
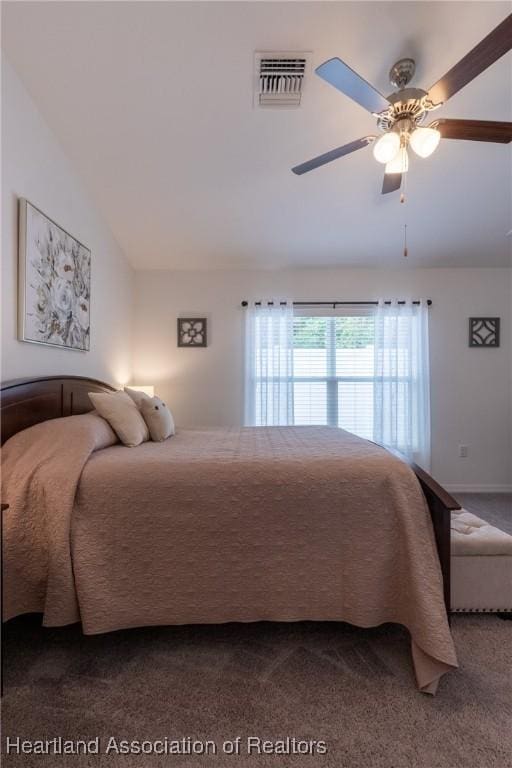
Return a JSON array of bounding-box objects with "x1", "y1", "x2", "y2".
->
[{"x1": 451, "y1": 510, "x2": 512, "y2": 613}]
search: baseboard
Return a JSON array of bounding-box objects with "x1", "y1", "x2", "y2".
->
[{"x1": 441, "y1": 484, "x2": 512, "y2": 494}]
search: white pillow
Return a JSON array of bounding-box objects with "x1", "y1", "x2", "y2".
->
[
  {"x1": 88, "y1": 390, "x2": 149, "y2": 447},
  {"x1": 124, "y1": 387, "x2": 151, "y2": 409},
  {"x1": 140, "y1": 396, "x2": 175, "y2": 442}
]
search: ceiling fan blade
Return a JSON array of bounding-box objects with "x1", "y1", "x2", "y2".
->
[
  {"x1": 315, "y1": 58, "x2": 390, "y2": 114},
  {"x1": 382, "y1": 173, "x2": 402, "y2": 194},
  {"x1": 428, "y1": 13, "x2": 512, "y2": 105},
  {"x1": 434, "y1": 119, "x2": 512, "y2": 143},
  {"x1": 292, "y1": 136, "x2": 374, "y2": 175}
]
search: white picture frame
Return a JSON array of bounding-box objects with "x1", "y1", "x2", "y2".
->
[{"x1": 18, "y1": 199, "x2": 91, "y2": 351}]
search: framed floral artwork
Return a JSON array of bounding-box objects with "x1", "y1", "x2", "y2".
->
[
  {"x1": 18, "y1": 199, "x2": 91, "y2": 351},
  {"x1": 177, "y1": 318, "x2": 207, "y2": 347}
]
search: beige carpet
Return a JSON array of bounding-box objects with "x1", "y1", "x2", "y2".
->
[{"x1": 2, "y1": 614, "x2": 511, "y2": 768}]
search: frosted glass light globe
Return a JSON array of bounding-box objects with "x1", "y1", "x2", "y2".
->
[
  {"x1": 409, "y1": 126, "x2": 441, "y2": 158},
  {"x1": 385, "y1": 147, "x2": 409, "y2": 174},
  {"x1": 373, "y1": 132, "x2": 400, "y2": 164}
]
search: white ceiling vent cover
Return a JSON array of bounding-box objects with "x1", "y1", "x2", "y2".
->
[{"x1": 254, "y1": 52, "x2": 311, "y2": 108}]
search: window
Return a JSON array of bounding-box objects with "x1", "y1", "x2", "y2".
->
[
  {"x1": 293, "y1": 314, "x2": 375, "y2": 440},
  {"x1": 244, "y1": 301, "x2": 431, "y2": 468}
]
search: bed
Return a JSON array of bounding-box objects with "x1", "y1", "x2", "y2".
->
[{"x1": 1, "y1": 376, "x2": 460, "y2": 693}]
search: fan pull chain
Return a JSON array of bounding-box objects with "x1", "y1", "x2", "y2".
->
[
  {"x1": 400, "y1": 168, "x2": 407, "y2": 205},
  {"x1": 401, "y1": 173, "x2": 408, "y2": 257}
]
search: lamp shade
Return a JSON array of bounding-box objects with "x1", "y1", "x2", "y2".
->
[
  {"x1": 385, "y1": 147, "x2": 409, "y2": 174},
  {"x1": 128, "y1": 385, "x2": 154, "y2": 397},
  {"x1": 409, "y1": 126, "x2": 441, "y2": 158},
  {"x1": 373, "y1": 132, "x2": 400, "y2": 164}
]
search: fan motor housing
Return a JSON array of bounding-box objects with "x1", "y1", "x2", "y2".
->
[
  {"x1": 389, "y1": 58, "x2": 416, "y2": 89},
  {"x1": 377, "y1": 88, "x2": 430, "y2": 132}
]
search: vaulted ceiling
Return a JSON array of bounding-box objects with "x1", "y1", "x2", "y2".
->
[{"x1": 2, "y1": 1, "x2": 511, "y2": 269}]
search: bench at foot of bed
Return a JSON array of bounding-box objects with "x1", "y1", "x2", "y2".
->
[{"x1": 451, "y1": 510, "x2": 512, "y2": 613}]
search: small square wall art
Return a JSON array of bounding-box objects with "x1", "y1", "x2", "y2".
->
[
  {"x1": 469, "y1": 317, "x2": 500, "y2": 348},
  {"x1": 177, "y1": 318, "x2": 207, "y2": 347},
  {"x1": 18, "y1": 199, "x2": 91, "y2": 351}
]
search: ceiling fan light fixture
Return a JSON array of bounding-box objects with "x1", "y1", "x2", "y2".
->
[
  {"x1": 293, "y1": 15, "x2": 512, "y2": 190},
  {"x1": 409, "y1": 126, "x2": 441, "y2": 158},
  {"x1": 372, "y1": 132, "x2": 400, "y2": 164},
  {"x1": 385, "y1": 147, "x2": 409, "y2": 174}
]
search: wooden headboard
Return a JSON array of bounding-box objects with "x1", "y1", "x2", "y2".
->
[{"x1": 0, "y1": 376, "x2": 116, "y2": 445}]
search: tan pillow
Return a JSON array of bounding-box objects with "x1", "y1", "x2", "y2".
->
[
  {"x1": 88, "y1": 390, "x2": 149, "y2": 447},
  {"x1": 124, "y1": 387, "x2": 151, "y2": 409},
  {"x1": 140, "y1": 396, "x2": 175, "y2": 442}
]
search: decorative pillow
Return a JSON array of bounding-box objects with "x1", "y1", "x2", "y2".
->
[
  {"x1": 88, "y1": 390, "x2": 149, "y2": 447},
  {"x1": 140, "y1": 396, "x2": 175, "y2": 442},
  {"x1": 124, "y1": 387, "x2": 151, "y2": 409}
]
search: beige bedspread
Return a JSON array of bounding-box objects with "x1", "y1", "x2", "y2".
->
[{"x1": 2, "y1": 414, "x2": 457, "y2": 693}]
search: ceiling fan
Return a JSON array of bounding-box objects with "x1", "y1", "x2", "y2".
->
[{"x1": 292, "y1": 13, "x2": 512, "y2": 194}]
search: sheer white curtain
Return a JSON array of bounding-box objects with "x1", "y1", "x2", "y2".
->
[
  {"x1": 373, "y1": 300, "x2": 431, "y2": 469},
  {"x1": 244, "y1": 301, "x2": 294, "y2": 426}
]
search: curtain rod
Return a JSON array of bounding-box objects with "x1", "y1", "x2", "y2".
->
[{"x1": 241, "y1": 300, "x2": 432, "y2": 307}]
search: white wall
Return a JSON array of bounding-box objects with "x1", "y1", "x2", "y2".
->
[
  {"x1": 1, "y1": 58, "x2": 133, "y2": 386},
  {"x1": 133, "y1": 267, "x2": 512, "y2": 491}
]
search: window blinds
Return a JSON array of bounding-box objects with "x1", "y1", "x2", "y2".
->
[{"x1": 293, "y1": 314, "x2": 375, "y2": 439}]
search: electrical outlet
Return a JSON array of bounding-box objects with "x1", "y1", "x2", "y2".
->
[{"x1": 458, "y1": 445, "x2": 468, "y2": 458}]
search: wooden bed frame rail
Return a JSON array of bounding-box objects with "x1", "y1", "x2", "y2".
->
[
  {"x1": 413, "y1": 463, "x2": 460, "y2": 615},
  {"x1": 386, "y1": 448, "x2": 460, "y2": 615},
  {"x1": 0, "y1": 376, "x2": 459, "y2": 614}
]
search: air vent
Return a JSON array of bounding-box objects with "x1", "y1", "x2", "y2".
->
[{"x1": 254, "y1": 52, "x2": 311, "y2": 108}]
